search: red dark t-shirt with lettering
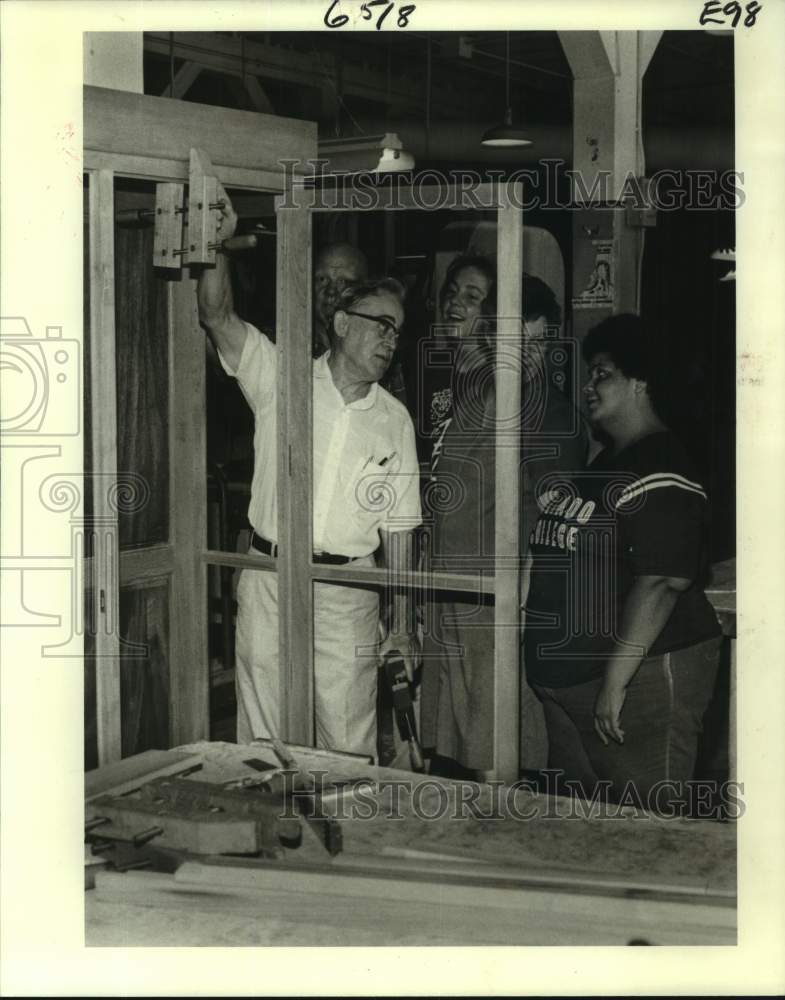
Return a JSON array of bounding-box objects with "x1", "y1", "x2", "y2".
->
[{"x1": 524, "y1": 431, "x2": 721, "y2": 688}]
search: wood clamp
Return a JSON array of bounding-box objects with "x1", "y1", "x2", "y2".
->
[
  {"x1": 153, "y1": 182, "x2": 187, "y2": 269},
  {"x1": 151, "y1": 147, "x2": 260, "y2": 270}
]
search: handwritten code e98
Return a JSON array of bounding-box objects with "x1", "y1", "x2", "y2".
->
[
  {"x1": 699, "y1": 1, "x2": 762, "y2": 27},
  {"x1": 324, "y1": 0, "x2": 416, "y2": 30}
]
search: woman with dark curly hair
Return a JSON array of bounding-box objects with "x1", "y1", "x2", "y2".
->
[{"x1": 524, "y1": 314, "x2": 722, "y2": 808}]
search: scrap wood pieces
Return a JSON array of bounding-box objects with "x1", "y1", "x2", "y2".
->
[
  {"x1": 85, "y1": 746, "x2": 348, "y2": 862},
  {"x1": 85, "y1": 748, "x2": 203, "y2": 802},
  {"x1": 85, "y1": 776, "x2": 302, "y2": 857}
]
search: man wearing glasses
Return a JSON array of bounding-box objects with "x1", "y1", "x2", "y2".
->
[
  {"x1": 313, "y1": 242, "x2": 409, "y2": 408},
  {"x1": 198, "y1": 187, "x2": 421, "y2": 758}
]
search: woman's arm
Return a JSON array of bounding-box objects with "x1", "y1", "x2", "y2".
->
[{"x1": 593, "y1": 573, "x2": 692, "y2": 744}]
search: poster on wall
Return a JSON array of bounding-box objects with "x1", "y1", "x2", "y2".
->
[{"x1": 572, "y1": 239, "x2": 615, "y2": 308}]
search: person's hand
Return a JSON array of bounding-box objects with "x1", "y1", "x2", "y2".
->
[
  {"x1": 215, "y1": 183, "x2": 238, "y2": 240},
  {"x1": 594, "y1": 680, "x2": 627, "y2": 745},
  {"x1": 379, "y1": 628, "x2": 420, "y2": 683}
]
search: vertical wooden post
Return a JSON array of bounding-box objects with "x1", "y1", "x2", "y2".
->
[
  {"x1": 728, "y1": 636, "x2": 737, "y2": 789},
  {"x1": 168, "y1": 277, "x2": 209, "y2": 744},
  {"x1": 560, "y1": 31, "x2": 663, "y2": 324},
  {"x1": 492, "y1": 182, "x2": 524, "y2": 782},
  {"x1": 88, "y1": 168, "x2": 122, "y2": 764},
  {"x1": 276, "y1": 201, "x2": 314, "y2": 744}
]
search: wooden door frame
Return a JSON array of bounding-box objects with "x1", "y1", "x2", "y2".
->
[
  {"x1": 273, "y1": 181, "x2": 524, "y2": 781},
  {"x1": 84, "y1": 85, "x2": 315, "y2": 761},
  {"x1": 85, "y1": 86, "x2": 523, "y2": 780}
]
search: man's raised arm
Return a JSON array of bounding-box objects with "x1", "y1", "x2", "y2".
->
[{"x1": 196, "y1": 185, "x2": 247, "y2": 372}]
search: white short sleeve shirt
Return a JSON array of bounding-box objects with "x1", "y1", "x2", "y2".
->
[{"x1": 220, "y1": 322, "x2": 422, "y2": 557}]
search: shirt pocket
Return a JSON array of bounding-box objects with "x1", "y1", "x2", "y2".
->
[{"x1": 345, "y1": 459, "x2": 396, "y2": 523}]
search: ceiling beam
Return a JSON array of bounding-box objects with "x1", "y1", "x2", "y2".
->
[
  {"x1": 244, "y1": 75, "x2": 274, "y2": 114},
  {"x1": 144, "y1": 31, "x2": 487, "y2": 120},
  {"x1": 160, "y1": 60, "x2": 203, "y2": 99},
  {"x1": 559, "y1": 30, "x2": 662, "y2": 190},
  {"x1": 223, "y1": 75, "x2": 276, "y2": 115}
]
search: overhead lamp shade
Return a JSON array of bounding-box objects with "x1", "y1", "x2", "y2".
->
[
  {"x1": 314, "y1": 133, "x2": 415, "y2": 174},
  {"x1": 481, "y1": 109, "x2": 532, "y2": 148}
]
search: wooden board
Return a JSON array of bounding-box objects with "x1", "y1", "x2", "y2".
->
[
  {"x1": 91, "y1": 864, "x2": 735, "y2": 946},
  {"x1": 86, "y1": 742, "x2": 739, "y2": 946},
  {"x1": 152, "y1": 182, "x2": 185, "y2": 269},
  {"x1": 84, "y1": 86, "x2": 316, "y2": 188},
  {"x1": 492, "y1": 183, "x2": 524, "y2": 782},
  {"x1": 85, "y1": 748, "x2": 202, "y2": 801},
  {"x1": 168, "y1": 278, "x2": 209, "y2": 744},
  {"x1": 174, "y1": 741, "x2": 738, "y2": 894},
  {"x1": 87, "y1": 168, "x2": 122, "y2": 766},
  {"x1": 285, "y1": 182, "x2": 515, "y2": 213},
  {"x1": 275, "y1": 199, "x2": 314, "y2": 744},
  {"x1": 203, "y1": 548, "x2": 496, "y2": 596},
  {"x1": 177, "y1": 855, "x2": 734, "y2": 907},
  {"x1": 86, "y1": 799, "x2": 262, "y2": 855}
]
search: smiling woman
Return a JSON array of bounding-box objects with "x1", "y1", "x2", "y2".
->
[
  {"x1": 524, "y1": 314, "x2": 722, "y2": 812},
  {"x1": 437, "y1": 255, "x2": 496, "y2": 342},
  {"x1": 419, "y1": 263, "x2": 586, "y2": 778},
  {"x1": 581, "y1": 319, "x2": 668, "y2": 450}
]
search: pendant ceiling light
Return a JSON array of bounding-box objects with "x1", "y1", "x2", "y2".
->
[
  {"x1": 314, "y1": 134, "x2": 415, "y2": 175},
  {"x1": 481, "y1": 33, "x2": 532, "y2": 148}
]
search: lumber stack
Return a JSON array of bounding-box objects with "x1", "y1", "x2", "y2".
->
[{"x1": 91, "y1": 854, "x2": 736, "y2": 947}]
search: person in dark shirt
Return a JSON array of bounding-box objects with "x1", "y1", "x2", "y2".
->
[
  {"x1": 525, "y1": 314, "x2": 721, "y2": 809},
  {"x1": 420, "y1": 266, "x2": 586, "y2": 777}
]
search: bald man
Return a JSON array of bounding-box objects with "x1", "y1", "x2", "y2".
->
[{"x1": 313, "y1": 243, "x2": 369, "y2": 357}]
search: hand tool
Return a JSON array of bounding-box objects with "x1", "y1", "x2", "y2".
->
[{"x1": 382, "y1": 650, "x2": 425, "y2": 772}]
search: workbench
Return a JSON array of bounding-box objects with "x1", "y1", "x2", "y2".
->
[{"x1": 85, "y1": 740, "x2": 736, "y2": 947}]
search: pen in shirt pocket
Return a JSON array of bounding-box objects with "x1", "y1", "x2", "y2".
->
[{"x1": 362, "y1": 451, "x2": 397, "y2": 471}]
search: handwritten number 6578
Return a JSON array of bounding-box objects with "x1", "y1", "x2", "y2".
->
[{"x1": 324, "y1": 0, "x2": 416, "y2": 29}]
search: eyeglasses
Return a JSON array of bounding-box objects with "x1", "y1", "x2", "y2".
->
[{"x1": 341, "y1": 310, "x2": 401, "y2": 341}]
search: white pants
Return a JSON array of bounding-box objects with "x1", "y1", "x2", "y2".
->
[{"x1": 234, "y1": 555, "x2": 380, "y2": 757}]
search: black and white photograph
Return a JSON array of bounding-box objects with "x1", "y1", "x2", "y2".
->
[{"x1": 1, "y1": 0, "x2": 784, "y2": 994}]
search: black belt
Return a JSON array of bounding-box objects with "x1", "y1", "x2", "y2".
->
[{"x1": 251, "y1": 531, "x2": 352, "y2": 565}]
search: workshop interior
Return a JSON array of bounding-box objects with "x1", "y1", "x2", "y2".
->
[{"x1": 82, "y1": 29, "x2": 737, "y2": 946}]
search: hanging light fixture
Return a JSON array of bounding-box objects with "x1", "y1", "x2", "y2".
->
[
  {"x1": 313, "y1": 134, "x2": 415, "y2": 175},
  {"x1": 481, "y1": 33, "x2": 532, "y2": 148}
]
